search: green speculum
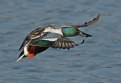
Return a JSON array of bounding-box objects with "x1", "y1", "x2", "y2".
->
[{"x1": 32, "y1": 40, "x2": 52, "y2": 47}]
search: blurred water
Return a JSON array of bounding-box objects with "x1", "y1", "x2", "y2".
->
[{"x1": 0, "y1": 0, "x2": 121, "y2": 83}]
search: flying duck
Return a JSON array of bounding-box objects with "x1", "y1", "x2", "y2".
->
[{"x1": 16, "y1": 14, "x2": 100, "y2": 62}]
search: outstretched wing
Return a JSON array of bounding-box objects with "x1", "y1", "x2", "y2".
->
[
  {"x1": 30, "y1": 32, "x2": 62, "y2": 47},
  {"x1": 51, "y1": 38, "x2": 78, "y2": 49},
  {"x1": 73, "y1": 14, "x2": 100, "y2": 28},
  {"x1": 18, "y1": 28, "x2": 45, "y2": 51},
  {"x1": 18, "y1": 36, "x2": 30, "y2": 51},
  {"x1": 30, "y1": 32, "x2": 78, "y2": 49}
]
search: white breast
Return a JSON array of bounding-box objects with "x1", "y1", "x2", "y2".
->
[
  {"x1": 43, "y1": 27, "x2": 63, "y2": 35},
  {"x1": 42, "y1": 38, "x2": 58, "y2": 41}
]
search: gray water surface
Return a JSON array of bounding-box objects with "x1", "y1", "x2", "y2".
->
[{"x1": 0, "y1": 0, "x2": 121, "y2": 83}]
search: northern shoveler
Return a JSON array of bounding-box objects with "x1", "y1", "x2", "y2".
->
[{"x1": 16, "y1": 14, "x2": 100, "y2": 62}]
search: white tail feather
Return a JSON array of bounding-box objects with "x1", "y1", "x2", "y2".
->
[{"x1": 16, "y1": 54, "x2": 25, "y2": 62}]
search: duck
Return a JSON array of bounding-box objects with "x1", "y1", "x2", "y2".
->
[{"x1": 16, "y1": 14, "x2": 100, "y2": 62}]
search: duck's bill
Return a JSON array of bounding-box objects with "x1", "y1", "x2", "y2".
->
[
  {"x1": 16, "y1": 54, "x2": 25, "y2": 62},
  {"x1": 80, "y1": 31, "x2": 92, "y2": 37}
]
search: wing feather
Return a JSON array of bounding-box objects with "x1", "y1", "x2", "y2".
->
[
  {"x1": 51, "y1": 38, "x2": 78, "y2": 49},
  {"x1": 19, "y1": 28, "x2": 45, "y2": 51},
  {"x1": 72, "y1": 14, "x2": 100, "y2": 28}
]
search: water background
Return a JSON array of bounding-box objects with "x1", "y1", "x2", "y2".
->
[{"x1": 0, "y1": 0, "x2": 121, "y2": 83}]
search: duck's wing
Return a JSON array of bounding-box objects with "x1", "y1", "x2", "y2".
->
[
  {"x1": 30, "y1": 32, "x2": 80, "y2": 49},
  {"x1": 51, "y1": 37, "x2": 78, "y2": 49},
  {"x1": 18, "y1": 36, "x2": 30, "y2": 51},
  {"x1": 30, "y1": 32, "x2": 62, "y2": 47},
  {"x1": 73, "y1": 14, "x2": 100, "y2": 28},
  {"x1": 19, "y1": 28, "x2": 45, "y2": 51}
]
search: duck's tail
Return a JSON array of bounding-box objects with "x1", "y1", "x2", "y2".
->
[{"x1": 16, "y1": 51, "x2": 26, "y2": 62}]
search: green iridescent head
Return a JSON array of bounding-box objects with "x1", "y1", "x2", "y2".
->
[{"x1": 62, "y1": 27, "x2": 80, "y2": 37}]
